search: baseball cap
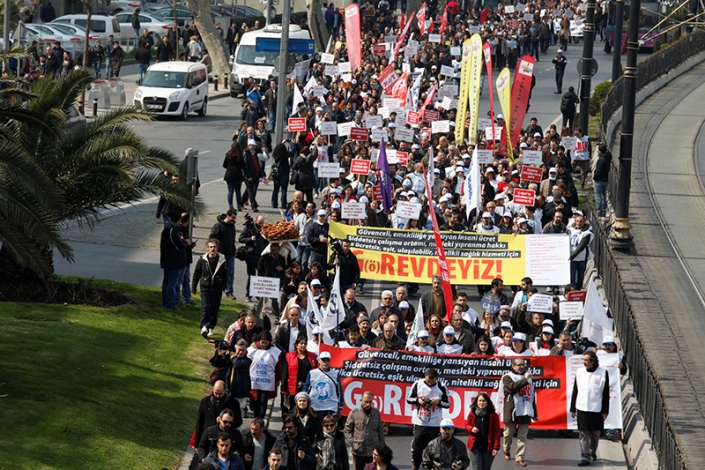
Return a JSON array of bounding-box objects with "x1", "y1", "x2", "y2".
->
[
  {"x1": 358, "y1": 315, "x2": 370, "y2": 323},
  {"x1": 549, "y1": 167, "x2": 558, "y2": 173},
  {"x1": 534, "y1": 132, "x2": 542, "y2": 137},
  {"x1": 317, "y1": 209, "x2": 327, "y2": 217},
  {"x1": 311, "y1": 279, "x2": 322, "y2": 286},
  {"x1": 502, "y1": 170, "x2": 510, "y2": 175},
  {"x1": 500, "y1": 321, "x2": 513, "y2": 330},
  {"x1": 512, "y1": 332, "x2": 527, "y2": 341},
  {"x1": 331, "y1": 201, "x2": 341, "y2": 210},
  {"x1": 502, "y1": 213, "x2": 513, "y2": 219},
  {"x1": 494, "y1": 193, "x2": 506, "y2": 200},
  {"x1": 496, "y1": 114, "x2": 504, "y2": 120},
  {"x1": 482, "y1": 212, "x2": 492, "y2": 218},
  {"x1": 359, "y1": 195, "x2": 369, "y2": 203},
  {"x1": 443, "y1": 325, "x2": 455, "y2": 335},
  {"x1": 462, "y1": 153, "x2": 471, "y2": 159},
  {"x1": 434, "y1": 168, "x2": 441, "y2": 173},
  {"x1": 542, "y1": 326, "x2": 554, "y2": 335},
  {"x1": 603, "y1": 335, "x2": 616, "y2": 344},
  {"x1": 542, "y1": 319, "x2": 554, "y2": 326},
  {"x1": 485, "y1": 167, "x2": 495, "y2": 173},
  {"x1": 520, "y1": 142, "x2": 529, "y2": 148},
  {"x1": 440, "y1": 194, "x2": 453, "y2": 202},
  {"x1": 313, "y1": 326, "x2": 324, "y2": 335},
  {"x1": 518, "y1": 217, "x2": 528, "y2": 224},
  {"x1": 440, "y1": 418, "x2": 455, "y2": 428},
  {"x1": 247, "y1": 138, "x2": 257, "y2": 146},
  {"x1": 319, "y1": 351, "x2": 332, "y2": 360},
  {"x1": 573, "y1": 210, "x2": 585, "y2": 217},
  {"x1": 399, "y1": 301, "x2": 410, "y2": 309},
  {"x1": 403, "y1": 179, "x2": 412, "y2": 188},
  {"x1": 557, "y1": 48, "x2": 563, "y2": 53},
  {"x1": 418, "y1": 330, "x2": 430, "y2": 338},
  {"x1": 389, "y1": 122, "x2": 397, "y2": 128}
]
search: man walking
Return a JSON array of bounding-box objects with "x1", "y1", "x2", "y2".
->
[
  {"x1": 552, "y1": 49, "x2": 567, "y2": 94},
  {"x1": 305, "y1": 351, "x2": 343, "y2": 429},
  {"x1": 502, "y1": 358, "x2": 537, "y2": 467},
  {"x1": 192, "y1": 238, "x2": 229, "y2": 338},
  {"x1": 421, "y1": 418, "x2": 470, "y2": 470},
  {"x1": 406, "y1": 368, "x2": 451, "y2": 470},
  {"x1": 209, "y1": 209, "x2": 238, "y2": 300},
  {"x1": 560, "y1": 86, "x2": 580, "y2": 130},
  {"x1": 344, "y1": 391, "x2": 385, "y2": 470},
  {"x1": 570, "y1": 351, "x2": 610, "y2": 466}
]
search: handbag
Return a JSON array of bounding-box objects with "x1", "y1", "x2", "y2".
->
[{"x1": 290, "y1": 171, "x2": 300, "y2": 186}]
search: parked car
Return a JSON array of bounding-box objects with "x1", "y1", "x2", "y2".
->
[
  {"x1": 102, "y1": 0, "x2": 142, "y2": 15},
  {"x1": 150, "y1": 7, "x2": 219, "y2": 26},
  {"x1": 115, "y1": 12, "x2": 171, "y2": 40},
  {"x1": 26, "y1": 23, "x2": 84, "y2": 46},
  {"x1": 47, "y1": 22, "x2": 101, "y2": 42},
  {"x1": 52, "y1": 14, "x2": 122, "y2": 43},
  {"x1": 134, "y1": 61, "x2": 209, "y2": 119}
]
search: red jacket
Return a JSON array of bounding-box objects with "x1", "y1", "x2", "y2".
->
[
  {"x1": 283, "y1": 351, "x2": 318, "y2": 395},
  {"x1": 465, "y1": 409, "x2": 501, "y2": 452}
]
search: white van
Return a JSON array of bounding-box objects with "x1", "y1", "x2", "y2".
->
[
  {"x1": 51, "y1": 14, "x2": 122, "y2": 43},
  {"x1": 229, "y1": 24, "x2": 312, "y2": 98},
  {"x1": 133, "y1": 62, "x2": 208, "y2": 120}
]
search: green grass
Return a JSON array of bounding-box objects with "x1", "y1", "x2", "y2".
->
[{"x1": 0, "y1": 278, "x2": 246, "y2": 470}]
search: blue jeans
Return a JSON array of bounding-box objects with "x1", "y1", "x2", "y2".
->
[
  {"x1": 297, "y1": 245, "x2": 311, "y2": 270},
  {"x1": 93, "y1": 61, "x2": 101, "y2": 77},
  {"x1": 224, "y1": 254, "x2": 235, "y2": 296},
  {"x1": 200, "y1": 289, "x2": 222, "y2": 329},
  {"x1": 178, "y1": 265, "x2": 192, "y2": 303},
  {"x1": 138, "y1": 63, "x2": 148, "y2": 84},
  {"x1": 245, "y1": 177, "x2": 260, "y2": 209},
  {"x1": 571, "y1": 260, "x2": 587, "y2": 289},
  {"x1": 162, "y1": 268, "x2": 181, "y2": 309},
  {"x1": 594, "y1": 180, "x2": 608, "y2": 215},
  {"x1": 267, "y1": 108, "x2": 276, "y2": 132},
  {"x1": 310, "y1": 250, "x2": 326, "y2": 267},
  {"x1": 134, "y1": 28, "x2": 140, "y2": 45},
  {"x1": 105, "y1": 57, "x2": 112, "y2": 78},
  {"x1": 227, "y1": 180, "x2": 244, "y2": 208},
  {"x1": 271, "y1": 174, "x2": 289, "y2": 208}
]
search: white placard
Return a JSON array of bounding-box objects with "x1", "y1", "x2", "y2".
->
[
  {"x1": 250, "y1": 276, "x2": 281, "y2": 299},
  {"x1": 438, "y1": 89, "x2": 453, "y2": 100},
  {"x1": 431, "y1": 120, "x2": 451, "y2": 133},
  {"x1": 440, "y1": 65, "x2": 455, "y2": 77},
  {"x1": 524, "y1": 12, "x2": 534, "y2": 21},
  {"x1": 527, "y1": 293, "x2": 554, "y2": 314},
  {"x1": 469, "y1": 25, "x2": 481, "y2": 34},
  {"x1": 443, "y1": 84, "x2": 459, "y2": 95},
  {"x1": 522, "y1": 149, "x2": 543, "y2": 165},
  {"x1": 404, "y1": 44, "x2": 417, "y2": 58},
  {"x1": 342, "y1": 201, "x2": 367, "y2": 219},
  {"x1": 476, "y1": 149, "x2": 494, "y2": 164},
  {"x1": 449, "y1": 98, "x2": 459, "y2": 110},
  {"x1": 341, "y1": 73, "x2": 352, "y2": 82},
  {"x1": 441, "y1": 96, "x2": 452, "y2": 110},
  {"x1": 524, "y1": 234, "x2": 571, "y2": 285},
  {"x1": 338, "y1": 61, "x2": 351, "y2": 73},
  {"x1": 325, "y1": 64, "x2": 340, "y2": 76},
  {"x1": 371, "y1": 129, "x2": 388, "y2": 142},
  {"x1": 561, "y1": 136, "x2": 577, "y2": 153},
  {"x1": 384, "y1": 35, "x2": 397, "y2": 44},
  {"x1": 318, "y1": 162, "x2": 342, "y2": 178},
  {"x1": 384, "y1": 97, "x2": 402, "y2": 108},
  {"x1": 313, "y1": 85, "x2": 327, "y2": 97},
  {"x1": 394, "y1": 127, "x2": 414, "y2": 142},
  {"x1": 337, "y1": 122, "x2": 354, "y2": 137},
  {"x1": 321, "y1": 53, "x2": 335, "y2": 64},
  {"x1": 428, "y1": 33, "x2": 442, "y2": 43},
  {"x1": 485, "y1": 126, "x2": 504, "y2": 140},
  {"x1": 450, "y1": 46, "x2": 461, "y2": 56},
  {"x1": 320, "y1": 121, "x2": 338, "y2": 135},
  {"x1": 505, "y1": 5, "x2": 515, "y2": 13},
  {"x1": 396, "y1": 200, "x2": 422, "y2": 219},
  {"x1": 559, "y1": 301, "x2": 585, "y2": 320},
  {"x1": 370, "y1": 148, "x2": 379, "y2": 163},
  {"x1": 385, "y1": 149, "x2": 398, "y2": 163},
  {"x1": 516, "y1": 3, "x2": 526, "y2": 12},
  {"x1": 364, "y1": 115, "x2": 383, "y2": 127},
  {"x1": 402, "y1": 63, "x2": 411, "y2": 73},
  {"x1": 478, "y1": 118, "x2": 493, "y2": 130},
  {"x1": 378, "y1": 106, "x2": 390, "y2": 119},
  {"x1": 540, "y1": 8, "x2": 547, "y2": 16}
]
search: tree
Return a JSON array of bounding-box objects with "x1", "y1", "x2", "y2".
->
[
  {"x1": 184, "y1": 0, "x2": 231, "y2": 80},
  {"x1": 0, "y1": 69, "x2": 202, "y2": 282}
]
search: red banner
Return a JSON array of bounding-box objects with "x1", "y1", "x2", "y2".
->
[
  {"x1": 566, "y1": 290, "x2": 587, "y2": 301},
  {"x1": 520, "y1": 166, "x2": 543, "y2": 182},
  {"x1": 513, "y1": 188, "x2": 536, "y2": 206},
  {"x1": 345, "y1": 4, "x2": 362, "y2": 71},
  {"x1": 389, "y1": 72, "x2": 410, "y2": 105},
  {"x1": 321, "y1": 345, "x2": 571, "y2": 430},
  {"x1": 423, "y1": 109, "x2": 439, "y2": 122},
  {"x1": 350, "y1": 158, "x2": 371, "y2": 174},
  {"x1": 394, "y1": 9, "x2": 416, "y2": 56},
  {"x1": 407, "y1": 110, "x2": 420, "y2": 125},
  {"x1": 416, "y1": 4, "x2": 427, "y2": 36},
  {"x1": 482, "y1": 42, "x2": 496, "y2": 150},
  {"x1": 378, "y1": 64, "x2": 400, "y2": 95},
  {"x1": 509, "y1": 55, "x2": 536, "y2": 150},
  {"x1": 372, "y1": 184, "x2": 383, "y2": 201},
  {"x1": 438, "y1": 4, "x2": 449, "y2": 35}
]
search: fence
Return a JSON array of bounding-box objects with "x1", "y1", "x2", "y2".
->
[{"x1": 590, "y1": 29, "x2": 705, "y2": 470}]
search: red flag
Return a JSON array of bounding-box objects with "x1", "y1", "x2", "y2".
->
[
  {"x1": 344, "y1": 4, "x2": 362, "y2": 71},
  {"x1": 428, "y1": 18, "x2": 435, "y2": 33},
  {"x1": 400, "y1": 12, "x2": 405, "y2": 31},
  {"x1": 305, "y1": 129, "x2": 315, "y2": 143},
  {"x1": 421, "y1": 82, "x2": 437, "y2": 110},
  {"x1": 394, "y1": 9, "x2": 416, "y2": 56},
  {"x1": 509, "y1": 55, "x2": 536, "y2": 150},
  {"x1": 480, "y1": 6, "x2": 490, "y2": 23},
  {"x1": 439, "y1": 5, "x2": 449, "y2": 35},
  {"x1": 482, "y1": 42, "x2": 496, "y2": 149},
  {"x1": 390, "y1": 72, "x2": 410, "y2": 105},
  {"x1": 422, "y1": 155, "x2": 455, "y2": 323},
  {"x1": 416, "y1": 4, "x2": 427, "y2": 36}
]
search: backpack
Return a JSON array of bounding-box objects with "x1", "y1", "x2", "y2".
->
[{"x1": 270, "y1": 159, "x2": 281, "y2": 180}]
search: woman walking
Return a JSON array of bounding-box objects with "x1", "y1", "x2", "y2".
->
[{"x1": 465, "y1": 393, "x2": 501, "y2": 470}]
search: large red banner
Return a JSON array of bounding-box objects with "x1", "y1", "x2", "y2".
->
[
  {"x1": 394, "y1": 9, "x2": 416, "y2": 56},
  {"x1": 509, "y1": 55, "x2": 536, "y2": 149},
  {"x1": 321, "y1": 345, "x2": 570, "y2": 430},
  {"x1": 345, "y1": 4, "x2": 362, "y2": 71},
  {"x1": 416, "y1": 4, "x2": 427, "y2": 37},
  {"x1": 482, "y1": 42, "x2": 496, "y2": 150}
]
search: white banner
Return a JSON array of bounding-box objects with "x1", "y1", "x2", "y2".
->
[{"x1": 566, "y1": 353, "x2": 623, "y2": 430}]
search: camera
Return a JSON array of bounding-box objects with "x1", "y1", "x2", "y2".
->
[
  {"x1": 422, "y1": 398, "x2": 433, "y2": 409},
  {"x1": 243, "y1": 213, "x2": 254, "y2": 228},
  {"x1": 453, "y1": 460, "x2": 462, "y2": 468},
  {"x1": 208, "y1": 339, "x2": 232, "y2": 351},
  {"x1": 329, "y1": 236, "x2": 344, "y2": 256}
]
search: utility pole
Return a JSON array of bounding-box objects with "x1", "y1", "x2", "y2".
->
[
  {"x1": 265, "y1": 0, "x2": 273, "y2": 26},
  {"x1": 273, "y1": 0, "x2": 291, "y2": 146},
  {"x1": 609, "y1": 0, "x2": 639, "y2": 250},
  {"x1": 612, "y1": 0, "x2": 625, "y2": 83},
  {"x1": 3, "y1": 0, "x2": 10, "y2": 52},
  {"x1": 578, "y1": 0, "x2": 596, "y2": 134}
]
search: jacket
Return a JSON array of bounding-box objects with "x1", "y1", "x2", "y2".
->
[
  {"x1": 229, "y1": 355, "x2": 252, "y2": 398},
  {"x1": 373, "y1": 334, "x2": 406, "y2": 350},
  {"x1": 204, "y1": 452, "x2": 245, "y2": 470},
  {"x1": 210, "y1": 215, "x2": 238, "y2": 257},
  {"x1": 501, "y1": 373, "x2": 537, "y2": 424},
  {"x1": 239, "y1": 222, "x2": 267, "y2": 264},
  {"x1": 198, "y1": 424, "x2": 245, "y2": 459},
  {"x1": 274, "y1": 432, "x2": 317, "y2": 470},
  {"x1": 593, "y1": 151, "x2": 612, "y2": 182},
  {"x1": 274, "y1": 320, "x2": 308, "y2": 353},
  {"x1": 194, "y1": 392, "x2": 243, "y2": 449},
  {"x1": 306, "y1": 221, "x2": 329, "y2": 256},
  {"x1": 282, "y1": 351, "x2": 318, "y2": 394},
  {"x1": 291, "y1": 153, "x2": 317, "y2": 191},
  {"x1": 328, "y1": 250, "x2": 360, "y2": 287},
  {"x1": 343, "y1": 406, "x2": 385, "y2": 457},
  {"x1": 159, "y1": 221, "x2": 188, "y2": 270},
  {"x1": 421, "y1": 436, "x2": 470, "y2": 470},
  {"x1": 242, "y1": 429, "x2": 277, "y2": 470},
  {"x1": 242, "y1": 149, "x2": 266, "y2": 180},
  {"x1": 223, "y1": 144, "x2": 245, "y2": 183},
  {"x1": 313, "y1": 429, "x2": 349, "y2": 470},
  {"x1": 134, "y1": 46, "x2": 151, "y2": 65},
  {"x1": 257, "y1": 252, "x2": 289, "y2": 281},
  {"x1": 420, "y1": 290, "x2": 446, "y2": 320},
  {"x1": 465, "y1": 410, "x2": 501, "y2": 452},
  {"x1": 192, "y1": 253, "x2": 228, "y2": 293}
]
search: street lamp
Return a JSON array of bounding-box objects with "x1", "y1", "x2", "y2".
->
[
  {"x1": 612, "y1": 0, "x2": 625, "y2": 83},
  {"x1": 578, "y1": 0, "x2": 597, "y2": 134}
]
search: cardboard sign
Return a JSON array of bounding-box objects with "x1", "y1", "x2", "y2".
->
[
  {"x1": 478, "y1": 118, "x2": 493, "y2": 130},
  {"x1": 505, "y1": 5, "x2": 515, "y2": 13},
  {"x1": 318, "y1": 162, "x2": 342, "y2": 178},
  {"x1": 396, "y1": 151, "x2": 409, "y2": 166},
  {"x1": 476, "y1": 149, "x2": 494, "y2": 164},
  {"x1": 372, "y1": 184, "x2": 383, "y2": 201},
  {"x1": 337, "y1": 122, "x2": 355, "y2": 137},
  {"x1": 423, "y1": 109, "x2": 439, "y2": 122},
  {"x1": 510, "y1": 19, "x2": 520, "y2": 29},
  {"x1": 431, "y1": 120, "x2": 451, "y2": 134},
  {"x1": 522, "y1": 149, "x2": 543, "y2": 165},
  {"x1": 338, "y1": 62, "x2": 352, "y2": 73},
  {"x1": 395, "y1": 200, "x2": 422, "y2": 219},
  {"x1": 485, "y1": 127, "x2": 503, "y2": 140},
  {"x1": 384, "y1": 35, "x2": 397, "y2": 44},
  {"x1": 516, "y1": 3, "x2": 526, "y2": 12},
  {"x1": 561, "y1": 136, "x2": 577, "y2": 153},
  {"x1": 312, "y1": 85, "x2": 327, "y2": 97},
  {"x1": 450, "y1": 46, "x2": 461, "y2": 56},
  {"x1": 428, "y1": 33, "x2": 442, "y2": 43},
  {"x1": 288, "y1": 117, "x2": 307, "y2": 132},
  {"x1": 559, "y1": 301, "x2": 584, "y2": 320},
  {"x1": 371, "y1": 129, "x2": 388, "y2": 142},
  {"x1": 521, "y1": 166, "x2": 544, "y2": 182},
  {"x1": 440, "y1": 65, "x2": 455, "y2": 77},
  {"x1": 373, "y1": 44, "x2": 387, "y2": 54},
  {"x1": 350, "y1": 158, "x2": 371, "y2": 174},
  {"x1": 394, "y1": 127, "x2": 414, "y2": 142},
  {"x1": 384, "y1": 97, "x2": 402, "y2": 108},
  {"x1": 469, "y1": 25, "x2": 481, "y2": 34},
  {"x1": 565, "y1": 290, "x2": 587, "y2": 302},
  {"x1": 527, "y1": 293, "x2": 554, "y2": 314},
  {"x1": 407, "y1": 110, "x2": 421, "y2": 125},
  {"x1": 513, "y1": 188, "x2": 536, "y2": 206},
  {"x1": 524, "y1": 12, "x2": 534, "y2": 21},
  {"x1": 364, "y1": 115, "x2": 383, "y2": 128},
  {"x1": 342, "y1": 201, "x2": 367, "y2": 219},
  {"x1": 250, "y1": 276, "x2": 281, "y2": 299},
  {"x1": 320, "y1": 121, "x2": 338, "y2": 135},
  {"x1": 321, "y1": 53, "x2": 335, "y2": 64},
  {"x1": 325, "y1": 64, "x2": 340, "y2": 76},
  {"x1": 350, "y1": 127, "x2": 370, "y2": 141}
]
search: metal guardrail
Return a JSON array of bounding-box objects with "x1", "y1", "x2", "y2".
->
[{"x1": 591, "y1": 29, "x2": 705, "y2": 470}]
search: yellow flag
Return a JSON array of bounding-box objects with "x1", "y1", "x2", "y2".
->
[
  {"x1": 455, "y1": 39, "x2": 472, "y2": 144},
  {"x1": 467, "y1": 34, "x2": 483, "y2": 146},
  {"x1": 495, "y1": 67, "x2": 514, "y2": 162}
]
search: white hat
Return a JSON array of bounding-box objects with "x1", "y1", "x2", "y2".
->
[
  {"x1": 501, "y1": 321, "x2": 513, "y2": 329},
  {"x1": 518, "y1": 217, "x2": 528, "y2": 224},
  {"x1": 542, "y1": 326, "x2": 554, "y2": 335},
  {"x1": 433, "y1": 168, "x2": 441, "y2": 173},
  {"x1": 403, "y1": 179, "x2": 412, "y2": 188},
  {"x1": 331, "y1": 201, "x2": 341, "y2": 209},
  {"x1": 456, "y1": 166, "x2": 465, "y2": 173},
  {"x1": 548, "y1": 167, "x2": 558, "y2": 173},
  {"x1": 359, "y1": 195, "x2": 369, "y2": 203},
  {"x1": 512, "y1": 332, "x2": 527, "y2": 341},
  {"x1": 542, "y1": 319, "x2": 554, "y2": 326},
  {"x1": 440, "y1": 418, "x2": 455, "y2": 428},
  {"x1": 317, "y1": 209, "x2": 327, "y2": 217},
  {"x1": 520, "y1": 142, "x2": 529, "y2": 148},
  {"x1": 455, "y1": 162, "x2": 464, "y2": 167},
  {"x1": 443, "y1": 325, "x2": 455, "y2": 335},
  {"x1": 440, "y1": 194, "x2": 453, "y2": 202},
  {"x1": 372, "y1": 74, "x2": 378, "y2": 80},
  {"x1": 534, "y1": 132, "x2": 542, "y2": 137},
  {"x1": 319, "y1": 351, "x2": 332, "y2": 360},
  {"x1": 482, "y1": 212, "x2": 492, "y2": 218},
  {"x1": 496, "y1": 114, "x2": 504, "y2": 120},
  {"x1": 311, "y1": 279, "x2": 322, "y2": 286},
  {"x1": 412, "y1": 143, "x2": 421, "y2": 149},
  {"x1": 316, "y1": 106, "x2": 324, "y2": 112},
  {"x1": 494, "y1": 193, "x2": 506, "y2": 200},
  {"x1": 400, "y1": 191, "x2": 409, "y2": 197},
  {"x1": 247, "y1": 138, "x2": 257, "y2": 146},
  {"x1": 410, "y1": 197, "x2": 421, "y2": 204},
  {"x1": 502, "y1": 212, "x2": 513, "y2": 218},
  {"x1": 603, "y1": 335, "x2": 616, "y2": 344},
  {"x1": 399, "y1": 301, "x2": 410, "y2": 309},
  {"x1": 573, "y1": 210, "x2": 585, "y2": 217},
  {"x1": 431, "y1": 65, "x2": 438, "y2": 69},
  {"x1": 418, "y1": 329, "x2": 430, "y2": 338},
  {"x1": 313, "y1": 326, "x2": 324, "y2": 335},
  {"x1": 389, "y1": 122, "x2": 397, "y2": 128},
  {"x1": 557, "y1": 48, "x2": 563, "y2": 53},
  {"x1": 485, "y1": 167, "x2": 495, "y2": 173}
]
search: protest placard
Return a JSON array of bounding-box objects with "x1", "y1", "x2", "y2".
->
[
  {"x1": 364, "y1": 115, "x2": 383, "y2": 127},
  {"x1": 396, "y1": 201, "x2": 422, "y2": 219},
  {"x1": 565, "y1": 290, "x2": 587, "y2": 302},
  {"x1": 505, "y1": 5, "x2": 515, "y2": 12},
  {"x1": 370, "y1": 129, "x2": 388, "y2": 142},
  {"x1": 429, "y1": 33, "x2": 441, "y2": 43},
  {"x1": 312, "y1": 85, "x2": 327, "y2": 97},
  {"x1": 350, "y1": 159, "x2": 371, "y2": 175},
  {"x1": 431, "y1": 120, "x2": 451, "y2": 133},
  {"x1": 320, "y1": 121, "x2": 338, "y2": 135},
  {"x1": 485, "y1": 127, "x2": 503, "y2": 140},
  {"x1": 561, "y1": 136, "x2": 576, "y2": 152},
  {"x1": 407, "y1": 110, "x2": 420, "y2": 125},
  {"x1": 288, "y1": 118, "x2": 306, "y2": 132},
  {"x1": 524, "y1": 12, "x2": 534, "y2": 21},
  {"x1": 325, "y1": 64, "x2": 340, "y2": 76},
  {"x1": 337, "y1": 121, "x2": 354, "y2": 137},
  {"x1": 560, "y1": 301, "x2": 584, "y2": 320},
  {"x1": 350, "y1": 127, "x2": 370, "y2": 141},
  {"x1": 384, "y1": 97, "x2": 402, "y2": 108},
  {"x1": 341, "y1": 202, "x2": 367, "y2": 219},
  {"x1": 478, "y1": 118, "x2": 493, "y2": 130},
  {"x1": 318, "y1": 162, "x2": 342, "y2": 178},
  {"x1": 373, "y1": 44, "x2": 386, "y2": 54},
  {"x1": 396, "y1": 151, "x2": 409, "y2": 166},
  {"x1": 321, "y1": 53, "x2": 335, "y2": 64},
  {"x1": 527, "y1": 293, "x2": 554, "y2": 314},
  {"x1": 450, "y1": 46, "x2": 461, "y2": 56},
  {"x1": 250, "y1": 276, "x2": 280, "y2": 299},
  {"x1": 441, "y1": 96, "x2": 453, "y2": 110},
  {"x1": 522, "y1": 149, "x2": 543, "y2": 165},
  {"x1": 476, "y1": 149, "x2": 494, "y2": 164},
  {"x1": 521, "y1": 166, "x2": 544, "y2": 182},
  {"x1": 513, "y1": 188, "x2": 536, "y2": 206},
  {"x1": 440, "y1": 65, "x2": 455, "y2": 76},
  {"x1": 394, "y1": 127, "x2": 414, "y2": 142},
  {"x1": 423, "y1": 109, "x2": 439, "y2": 122}
]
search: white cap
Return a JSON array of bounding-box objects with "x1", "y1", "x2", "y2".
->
[
  {"x1": 440, "y1": 418, "x2": 455, "y2": 428},
  {"x1": 400, "y1": 191, "x2": 409, "y2": 197},
  {"x1": 410, "y1": 197, "x2": 421, "y2": 204},
  {"x1": 399, "y1": 301, "x2": 410, "y2": 309},
  {"x1": 542, "y1": 319, "x2": 554, "y2": 326},
  {"x1": 512, "y1": 332, "x2": 527, "y2": 341},
  {"x1": 603, "y1": 335, "x2": 616, "y2": 344},
  {"x1": 548, "y1": 167, "x2": 558, "y2": 173},
  {"x1": 331, "y1": 201, "x2": 341, "y2": 209},
  {"x1": 440, "y1": 194, "x2": 453, "y2": 202},
  {"x1": 403, "y1": 179, "x2": 412, "y2": 188},
  {"x1": 319, "y1": 351, "x2": 332, "y2": 360},
  {"x1": 313, "y1": 326, "x2": 324, "y2": 335},
  {"x1": 485, "y1": 167, "x2": 495, "y2": 173},
  {"x1": 418, "y1": 329, "x2": 430, "y2": 338},
  {"x1": 482, "y1": 212, "x2": 492, "y2": 218},
  {"x1": 443, "y1": 325, "x2": 456, "y2": 335},
  {"x1": 494, "y1": 193, "x2": 506, "y2": 200},
  {"x1": 463, "y1": 153, "x2": 472, "y2": 159},
  {"x1": 502, "y1": 212, "x2": 513, "y2": 219},
  {"x1": 557, "y1": 48, "x2": 563, "y2": 53},
  {"x1": 247, "y1": 138, "x2": 257, "y2": 146},
  {"x1": 501, "y1": 321, "x2": 513, "y2": 329},
  {"x1": 542, "y1": 326, "x2": 554, "y2": 335},
  {"x1": 317, "y1": 209, "x2": 327, "y2": 217},
  {"x1": 389, "y1": 122, "x2": 397, "y2": 128},
  {"x1": 456, "y1": 166, "x2": 465, "y2": 172},
  {"x1": 433, "y1": 168, "x2": 441, "y2": 173},
  {"x1": 359, "y1": 195, "x2": 369, "y2": 203},
  {"x1": 496, "y1": 114, "x2": 504, "y2": 120},
  {"x1": 316, "y1": 106, "x2": 324, "y2": 112},
  {"x1": 534, "y1": 132, "x2": 542, "y2": 137},
  {"x1": 311, "y1": 279, "x2": 322, "y2": 286},
  {"x1": 518, "y1": 217, "x2": 528, "y2": 224},
  {"x1": 520, "y1": 142, "x2": 529, "y2": 148},
  {"x1": 573, "y1": 210, "x2": 585, "y2": 217}
]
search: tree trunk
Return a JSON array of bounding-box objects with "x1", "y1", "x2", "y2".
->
[
  {"x1": 307, "y1": 0, "x2": 329, "y2": 53},
  {"x1": 185, "y1": 0, "x2": 231, "y2": 78}
]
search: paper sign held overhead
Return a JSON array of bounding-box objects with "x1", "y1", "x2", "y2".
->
[
  {"x1": 337, "y1": 121, "x2": 354, "y2": 137},
  {"x1": 250, "y1": 276, "x2": 281, "y2": 299},
  {"x1": 350, "y1": 158, "x2": 371, "y2": 175},
  {"x1": 450, "y1": 46, "x2": 461, "y2": 56},
  {"x1": 371, "y1": 129, "x2": 388, "y2": 142},
  {"x1": 513, "y1": 188, "x2": 536, "y2": 206},
  {"x1": 485, "y1": 127, "x2": 503, "y2": 140},
  {"x1": 476, "y1": 149, "x2": 494, "y2": 164},
  {"x1": 521, "y1": 166, "x2": 544, "y2": 182},
  {"x1": 423, "y1": 109, "x2": 439, "y2": 122},
  {"x1": 565, "y1": 290, "x2": 587, "y2": 302},
  {"x1": 440, "y1": 65, "x2": 455, "y2": 77},
  {"x1": 321, "y1": 53, "x2": 335, "y2": 64},
  {"x1": 319, "y1": 121, "x2": 337, "y2": 135},
  {"x1": 522, "y1": 149, "x2": 543, "y2": 165},
  {"x1": 394, "y1": 127, "x2": 414, "y2": 142},
  {"x1": 338, "y1": 62, "x2": 352, "y2": 73},
  {"x1": 288, "y1": 117, "x2": 307, "y2": 132},
  {"x1": 364, "y1": 115, "x2": 383, "y2": 128},
  {"x1": 407, "y1": 110, "x2": 420, "y2": 125},
  {"x1": 527, "y1": 293, "x2": 554, "y2": 314},
  {"x1": 350, "y1": 127, "x2": 370, "y2": 141},
  {"x1": 431, "y1": 120, "x2": 451, "y2": 134},
  {"x1": 395, "y1": 200, "x2": 422, "y2": 219},
  {"x1": 318, "y1": 162, "x2": 342, "y2": 178},
  {"x1": 325, "y1": 64, "x2": 340, "y2": 76},
  {"x1": 342, "y1": 202, "x2": 367, "y2": 219},
  {"x1": 559, "y1": 301, "x2": 584, "y2": 320},
  {"x1": 428, "y1": 33, "x2": 442, "y2": 43}
]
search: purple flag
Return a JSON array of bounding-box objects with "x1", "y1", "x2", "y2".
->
[{"x1": 378, "y1": 139, "x2": 394, "y2": 212}]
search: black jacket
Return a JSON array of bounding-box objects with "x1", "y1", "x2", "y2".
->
[
  {"x1": 274, "y1": 432, "x2": 316, "y2": 470},
  {"x1": 239, "y1": 222, "x2": 267, "y2": 264},
  {"x1": 198, "y1": 424, "x2": 245, "y2": 459},
  {"x1": 257, "y1": 252, "x2": 290, "y2": 281},
  {"x1": 291, "y1": 153, "x2": 317, "y2": 191},
  {"x1": 274, "y1": 320, "x2": 308, "y2": 353},
  {"x1": 156, "y1": 41, "x2": 173, "y2": 62},
  {"x1": 313, "y1": 430, "x2": 349, "y2": 470},
  {"x1": 306, "y1": 221, "x2": 329, "y2": 256},
  {"x1": 159, "y1": 221, "x2": 188, "y2": 270},
  {"x1": 242, "y1": 429, "x2": 278, "y2": 470},
  {"x1": 210, "y1": 215, "x2": 238, "y2": 257},
  {"x1": 194, "y1": 392, "x2": 243, "y2": 450},
  {"x1": 328, "y1": 250, "x2": 360, "y2": 288},
  {"x1": 192, "y1": 253, "x2": 228, "y2": 293},
  {"x1": 593, "y1": 151, "x2": 612, "y2": 182},
  {"x1": 223, "y1": 143, "x2": 245, "y2": 183},
  {"x1": 134, "y1": 46, "x2": 151, "y2": 65}
]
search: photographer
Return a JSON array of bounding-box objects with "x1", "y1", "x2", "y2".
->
[
  {"x1": 327, "y1": 239, "x2": 360, "y2": 293},
  {"x1": 238, "y1": 214, "x2": 267, "y2": 302},
  {"x1": 422, "y1": 419, "x2": 470, "y2": 470}
]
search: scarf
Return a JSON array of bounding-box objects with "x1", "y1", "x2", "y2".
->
[
  {"x1": 475, "y1": 407, "x2": 488, "y2": 417},
  {"x1": 317, "y1": 433, "x2": 336, "y2": 470}
]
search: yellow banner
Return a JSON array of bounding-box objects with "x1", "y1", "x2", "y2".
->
[
  {"x1": 467, "y1": 34, "x2": 483, "y2": 146},
  {"x1": 329, "y1": 222, "x2": 570, "y2": 285},
  {"x1": 454, "y1": 38, "x2": 472, "y2": 144},
  {"x1": 495, "y1": 67, "x2": 513, "y2": 161}
]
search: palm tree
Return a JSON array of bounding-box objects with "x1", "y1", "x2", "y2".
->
[{"x1": 0, "y1": 68, "x2": 202, "y2": 282}]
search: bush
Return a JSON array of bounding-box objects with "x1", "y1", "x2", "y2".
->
[{"x1": 590, "y1": 80, "x2": 612, "y2": 116}]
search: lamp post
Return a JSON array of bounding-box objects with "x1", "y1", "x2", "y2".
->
[
  {"x1": 612, "y1": 0, "x2": 625, "y2": 83},
  {"x1": 578, "y1": 0, "x2": 597, "y2": 134},
  {"x1": 272, "y1": 0, "x2": 291, "y2": 147},
  {"x1": 609, "y1": 0, "x2": 639, "y2": 250}
]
